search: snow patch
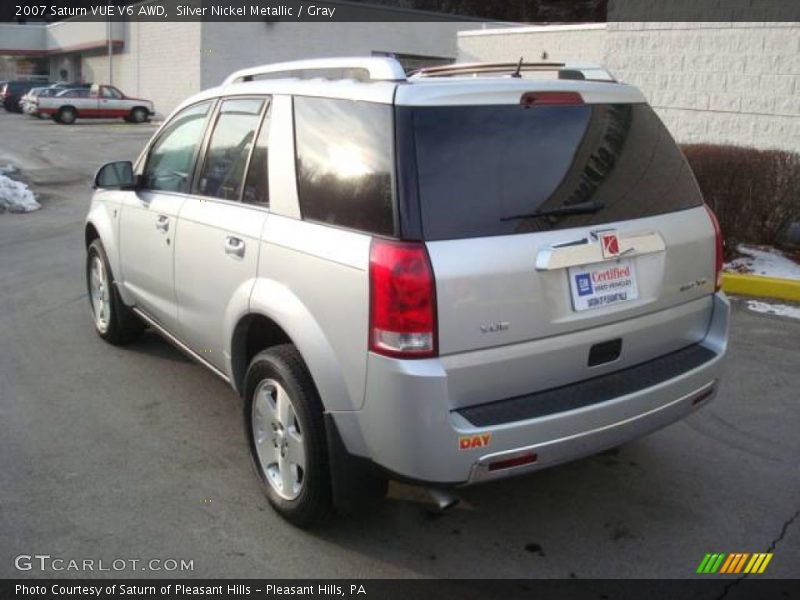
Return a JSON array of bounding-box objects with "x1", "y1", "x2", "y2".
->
[
  {"x1": 0, "y1": 170, "x2": 41, "y2": 213},
  {"x1": 746, "y1": 300, "x2": 800, "y2": 320},
  {"x1": 725, "y1": 244, "x2": 800, "y2": 280}
]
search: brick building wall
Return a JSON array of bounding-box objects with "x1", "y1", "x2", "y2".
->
[
  {"x1": 200, "y1": 21, "x2": 475, "y2": 92},
  {"x1": 78, "y1": 20, "x2": 480, "y2": 117},
  {"x1": 458, "y1": 22, "x2": 800, "y2": 152},
  {"x1": 605, "y1": 22, "x2": 799, "y2": 150},
  {"x1": 81, "y1": 22, "x2": 202, "y2": 117},
  {"x1": 458, "y1": 24, "x2": 607, "y2": 64}
]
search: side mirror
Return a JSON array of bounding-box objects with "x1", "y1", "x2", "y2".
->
[{"x1": 94, "y1": 161, "x2": 135, "y2": 190}]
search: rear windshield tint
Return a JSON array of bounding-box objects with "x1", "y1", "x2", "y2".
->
[{"x1": 404, "y1": 103, "x2": 702, "y2": 240}]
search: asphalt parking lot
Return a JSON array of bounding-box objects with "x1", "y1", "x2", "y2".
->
[{"x1": 0, "y1": 110, "x2": 798, "y2": 580}]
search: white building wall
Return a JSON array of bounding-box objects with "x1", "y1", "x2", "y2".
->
[
  {"x1": 604, "y1": 22, "x2": 800, "y2": 151},
  {"x1": 458, "y1": 24, "x2": 607, "y2": 63},
  {"x1": 44, "y1": 20, "x2": 124, "y2": 51},
  {"x1": 457, "y1": 22, "x2": 800, "y2": 152},
  {"x1": 200, "y1": 21, "x2": 482, "y2": 91},
  {"x1": 0, "y1": 24, "x2": 47, "y2": 53},
  {"x1": 78, "y1": 20, "x2": 483, "y2": 117},
  {"x1": 81, "y1": 22, "x2": 201, "y2": 117}
]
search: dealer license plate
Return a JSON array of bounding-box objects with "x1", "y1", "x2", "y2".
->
[{"x1": 569, "y1": 259, "x2": 639, "y2": 312}]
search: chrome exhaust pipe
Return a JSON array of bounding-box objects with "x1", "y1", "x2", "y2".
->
[{"x1": 428, "y1": 488, "x2": 460, "y2": 511}]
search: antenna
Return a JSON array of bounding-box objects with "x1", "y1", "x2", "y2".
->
[{"x1": 511, "y1": 57, "x2": 524, "y2": 78}]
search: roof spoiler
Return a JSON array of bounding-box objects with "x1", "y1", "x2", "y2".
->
[{"x1": 409, "y1": 61, "x2": 616, "y2": 82}]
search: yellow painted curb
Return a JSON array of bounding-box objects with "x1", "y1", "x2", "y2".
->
[{"x1": 721, "y1": 272, "x2": 800, "y2": 302}]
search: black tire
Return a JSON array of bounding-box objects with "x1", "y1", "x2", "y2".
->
[
  {"x1": 86, "y1": 239, "x2": 144, "y2": 345},
  {"x1": 244, "y1": 345, "x2": 332, "y2": 527},
  {"x1": 57, "y1": 107, "x2": 76, "y2": 124},
  {"x1": 129, "y1": 107, "x2": 148, "y2": 123}
]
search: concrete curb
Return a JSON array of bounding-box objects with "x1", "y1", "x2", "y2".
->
[{"x1": 721, "y1": 273, "x2": 800, "y2": 302}]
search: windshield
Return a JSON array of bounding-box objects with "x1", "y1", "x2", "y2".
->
[{"x1": 400, "y1": 102, "x2": 703, "y2": 240}]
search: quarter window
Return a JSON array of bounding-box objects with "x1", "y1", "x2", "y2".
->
[
  {"x1": 142, "y1": 101, "x2": 212, "y2": 193},
  {"x1": 294, "y1": 97, "x2": 394, "y2": 236},
  {"x1": 198, "y1": 98, "x2": 265, "y2": 201},
  {"x1": 242, "y1": 100, "x2": 272, "y2": 206}
]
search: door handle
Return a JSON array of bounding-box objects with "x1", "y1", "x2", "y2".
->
[
  {"x1": 224, "y1": 236, "x2": 245, "y2": 258},
  {"x1": 155, "y1": 215, "x2": 169, "y2": 232}
]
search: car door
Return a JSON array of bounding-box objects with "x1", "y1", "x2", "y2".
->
[
  {"x1": 174, "y1": 96, "x2": 271, "y2": 370},
  {"x1": 118, "y1": 100, "x2": 214, "y2": 331},
  {"x1": 99, "y1": 85, "x2": 128, "y2": 118}
]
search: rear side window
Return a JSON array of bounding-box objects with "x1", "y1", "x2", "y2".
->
[
  {"x1": 242, "y1": 100, "x2": 272, "y2": 207},
  {"x1": 198, "y1": 98, "x2": 265, "y2": 201},
  {"x1": 404, "y1": 103, "x2": 703, "y2": 240},
  {"x1": 294, "y1": 97, "x2": 395, "y2": 236},
  {"x1": 60, "y1": 89, "x2": 89, "y2": 98}
]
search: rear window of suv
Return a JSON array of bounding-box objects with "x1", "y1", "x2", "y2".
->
[{"x1": 403, "y1": 102, "x2": 703, "y2": 240}]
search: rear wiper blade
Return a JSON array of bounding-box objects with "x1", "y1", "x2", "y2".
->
[{"x1": 500, "y1": 200, "x2": 605, "y2": 222}]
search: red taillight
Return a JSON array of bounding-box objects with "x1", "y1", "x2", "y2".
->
[
  {"x1": 520, "y1": 91, "x2": 583, "y2": 107},
  {"x1": 369, "y1": 239, "x2": 437, "y2": 359},
  {"x1": 704, "y1": 204, "x2": 724, "y2": 292}
]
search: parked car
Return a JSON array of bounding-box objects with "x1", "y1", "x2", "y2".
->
[
  {"x1": 84, "y1": 58, "x2": 729, "y2": 526},
  {"x1": 20, "y1": 86, "x2": 68, "y2": 117},
  {"x1": 38, "y1": 84, "x2": 154, "y2": 124},
  {"x1": 2, "y1": 79, "x2": 52, "y2": 112}
]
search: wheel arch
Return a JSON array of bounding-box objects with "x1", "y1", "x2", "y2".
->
[
  {"x1": 230, "y1": 313, "x2": 293, "y2": 395},
  {"x1": 130, "y1": 106, "x2": 151, "y2": 121},
  {"x1": 84, "y1": 197, "x2": 133, "y2": 305},
  {"x1": 85, "y1": 222, "x2": 100, "y2": 247},
  {"x1": 229, "y1": 281, "x2": 358, "y2": 414}
]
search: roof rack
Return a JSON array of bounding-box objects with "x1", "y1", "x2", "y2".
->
[
  {"x1": 409, "y1": 61, "x2": 616, "y2": 82},
  {"x1": 222, "y1": 57, "x2": 407, "y2": 86}
]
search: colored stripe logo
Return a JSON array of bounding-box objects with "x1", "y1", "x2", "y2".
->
[{"x1": 696, "y1": 553, "x2": 773, "y2": 574}]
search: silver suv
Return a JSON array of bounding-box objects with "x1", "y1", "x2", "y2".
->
[{"x1": 85, "y1": 58, "x2": 729, "y2": 526}]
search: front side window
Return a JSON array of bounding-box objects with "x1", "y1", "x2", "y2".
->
[
  {"x1": 294, "y1": 97, "x2": 394, "y2": 236},
  {"x1": 101, "y1": 86, "x2": 122, "y2": 99},
  {"x1": 142, "y1": 101, "x2": 211, "y2": 193},
  {"x1": 198, "y1": 98, "x2": 265, "y2": 201}
]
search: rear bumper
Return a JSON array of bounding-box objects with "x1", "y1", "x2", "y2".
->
[{"x1": 345, "y1": 293, "x2": 730, "y2": 485}]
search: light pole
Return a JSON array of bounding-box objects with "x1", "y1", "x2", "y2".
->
[{"x1": 107, "y1": 17, "x2": 113, "y2": 85}]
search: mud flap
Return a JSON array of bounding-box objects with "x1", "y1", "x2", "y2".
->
[{"x1": 324, "y1": 413, "x2": 388, "y2": 514}]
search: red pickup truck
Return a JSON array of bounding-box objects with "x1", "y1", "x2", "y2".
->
[{"x1": 38, "y1": 84, "x2": 155, "y2": 124}]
